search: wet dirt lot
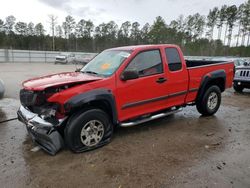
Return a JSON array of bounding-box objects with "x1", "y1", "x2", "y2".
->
[{"x1": 0, "y1": 63, "x2": 250, "y2": 188}]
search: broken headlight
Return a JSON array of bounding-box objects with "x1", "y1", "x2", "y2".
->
[{"x1": 37, "y1": 103, "x2": 60, "y2": 119}]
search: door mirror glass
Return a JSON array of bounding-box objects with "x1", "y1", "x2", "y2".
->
[{"x1": 121, "y1": 69, "x2": 139, "y2": 81}]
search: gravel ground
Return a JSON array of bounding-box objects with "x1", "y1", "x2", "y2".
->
[{"x1": 0, "y1": 63, "x2": 250, "y2": 188}]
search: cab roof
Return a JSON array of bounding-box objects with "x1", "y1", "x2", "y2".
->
[{"x1": 107, "y1": 44, "x2": 179, "y2": 51}]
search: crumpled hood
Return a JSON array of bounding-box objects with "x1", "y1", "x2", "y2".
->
[{"x1": 22, "y1": 72, "x2": 103, "y2": 91}]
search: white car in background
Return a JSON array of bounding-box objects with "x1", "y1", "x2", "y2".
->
[
  {"x1": 0, "y1": 79, "x2": 4, "y2": 99},
  {"x1": 55, "y1": 53, "x2": 76, "y2": 64},
  {"x1": 74, "y1": 54, "x2": 97, "y2": 66}
]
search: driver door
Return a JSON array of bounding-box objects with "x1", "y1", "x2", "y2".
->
[{"x1": 116, "y1": 49, "x2": 168, "y2": 121}]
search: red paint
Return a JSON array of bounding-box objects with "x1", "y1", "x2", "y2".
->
[
  {"x1": 22, "y1": 72, "x2": 102, "y2": 91},
  {"x1": 22, "y1": 45, "x2": 234, "y2": 122}
]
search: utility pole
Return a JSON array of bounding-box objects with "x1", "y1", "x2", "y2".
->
[{"x1": 48, "y1": 15, "x2": 58, "y2": 51}]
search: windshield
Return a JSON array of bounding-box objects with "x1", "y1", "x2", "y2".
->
[{"x1": 81, "y1": 50, "x2": 131, "y2": 77}]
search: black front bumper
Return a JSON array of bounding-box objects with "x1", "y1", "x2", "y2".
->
[
  {"x1": 17, "y1": 106, "x2": 65, "y2": 155},
  {"x1": 234, "y1": 79, "x2": 250, "y2": 89}
]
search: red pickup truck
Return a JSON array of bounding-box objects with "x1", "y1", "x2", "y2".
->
[{"x1": 17, "y1": 44, "x2": 234, "y2": 155}]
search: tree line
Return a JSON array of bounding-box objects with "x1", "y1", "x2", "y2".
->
[{"x1": 0, "y1": 0, "x2": 250, "y2": 56}]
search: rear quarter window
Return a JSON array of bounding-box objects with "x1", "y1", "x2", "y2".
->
[{"x1": 165, "y1": 48, "x2": 182, "y2": 71}]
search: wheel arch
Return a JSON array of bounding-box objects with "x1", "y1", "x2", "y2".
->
[
  {"x1": 64, "y1": 89, "x2": 118, "y2": 125},
  {"x1": 196, "y1": 70, "x2": 226, "y2": 102}
]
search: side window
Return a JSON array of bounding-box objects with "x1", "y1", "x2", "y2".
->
[
  {"x1": 126, "y1": 50, "x2": 163, "y2": 77},
  {"x1": 165, "y1": 48, "x2": 182, "y2": 71}
]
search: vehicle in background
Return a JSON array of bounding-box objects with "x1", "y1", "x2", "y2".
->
[
  {"x1": 17, "y1": 44, "x2": 234, "y2": 155},
  {"x1": 55, "y1": 53, "x2": 76, "y2": 64},
  {"x1": 0, "y1": 79, "x2": 5, "y2": 99},
  {"x1": 233, "y1": 63, "x2": 250, "y2": 92},
  {"x1": 233, "y1": 59, "x2": 248, "y2": 67},
  {"x1": 243, "y1": 60, "x2": 250, "y2": 66},
  {"x1": 74, "y1": 54, "x2": 96, "y2": 66}
]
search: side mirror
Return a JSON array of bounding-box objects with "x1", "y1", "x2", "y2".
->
[{"x1": 121, "y1": 69, "x2": 139, "y2": 81}]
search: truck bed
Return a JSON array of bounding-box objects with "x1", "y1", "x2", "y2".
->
[
  {"x1": 185, "y1": 60, "x2": 227, "y2": 68},
  {"x1": 184, "y1": 60, "x2": 234, "y2": 103}
]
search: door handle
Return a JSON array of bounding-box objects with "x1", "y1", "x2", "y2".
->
[{"x1": 156, "y1": 77, "x2": 167, "y2": 84}]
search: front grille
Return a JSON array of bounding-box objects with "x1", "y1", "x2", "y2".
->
[
  {"x1": 20, "y1": 89, "x2": 47, "y2": 107},
  {"x1": 240, "y1": 70, "x2": 250, "y2": 77},
  {"x1": 20, "y1": 89, "x2": 37, "y2": 107}
]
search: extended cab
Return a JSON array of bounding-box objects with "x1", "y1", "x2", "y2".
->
[{"x1": 17, "y1": 45, "x2": 234, "y2": 155}]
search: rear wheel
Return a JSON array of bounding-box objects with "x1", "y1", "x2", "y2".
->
[
  {"x1": 233, "y1": 84, "x2": 244, "y2": 93},
  {"x1": 196, "y1": 85, "x2": 221, "y2": 116},
  {"x1": 64, "y1": 109, "x2": 113, "y2": 153}
]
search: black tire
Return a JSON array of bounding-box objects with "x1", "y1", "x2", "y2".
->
[
  {"x1": 64, "y1": 109, "x2": 113, "y2": 153},
  {"x1": 196, "y1": 85, "x2": 221, "y2": 116},
  {"x1": 233, "y1": 84, "x2": 244, "y2": 93}
]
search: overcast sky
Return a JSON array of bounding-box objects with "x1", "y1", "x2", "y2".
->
[{"x1": 0, "y1": 0, "x2": 246, "y2": 32}]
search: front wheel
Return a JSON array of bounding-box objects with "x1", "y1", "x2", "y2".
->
[
  {"x1": 196, "y1": 85, "x2": 221, "y2": 116},
  {"x1": 64, "y1": 109, "x2": 113, "y2": 153}
]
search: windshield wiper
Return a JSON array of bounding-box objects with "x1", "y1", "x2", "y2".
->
[{"x1": 81, "y1": 71, "x2": 99, "y2": 75}]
